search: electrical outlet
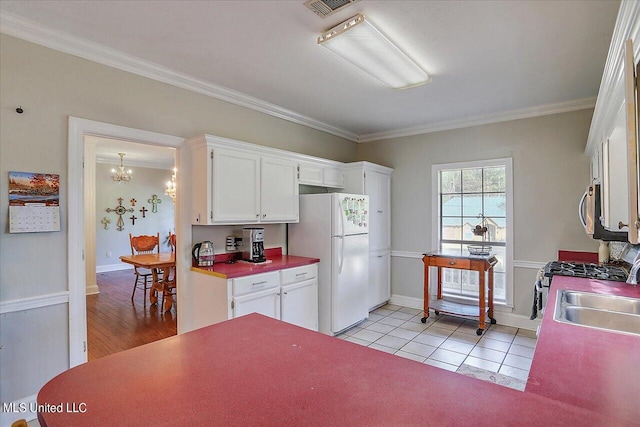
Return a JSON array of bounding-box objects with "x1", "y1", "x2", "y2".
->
[{"x1": 106, "y1": 251, "x2": 112, "y2": 258}]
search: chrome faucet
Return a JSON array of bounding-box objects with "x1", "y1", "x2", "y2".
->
[{"x1": 627, "y1": 259, "x2": 640, "y2": 285}]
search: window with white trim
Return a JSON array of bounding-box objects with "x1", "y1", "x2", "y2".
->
[{"x1": 432, "y1": 159, "x2": 513, "y2": 306}]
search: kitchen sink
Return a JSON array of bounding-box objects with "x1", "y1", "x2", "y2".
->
[
  {"x1": 554, "y1": 290, "x2": 640, "y2": 336},
  {"x1": 561, "y1": 291, "x2": 640, "y2": 315}
]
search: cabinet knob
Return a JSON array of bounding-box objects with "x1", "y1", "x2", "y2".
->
[
  {"x1": 619, "y1": 221, "x2": 628, "y2": 229},
  {"x1": 449, "y1": 261, "x2": 456, "y2": 266},
  {"x1": 377, "y1": 210, "x2": 383, "y2": 213},
  {"x1": 256, "y1": 214, "x2": 260, "y2": 218},
  {"x1": 262, "y1": 214, "x2": 267, "y2": 218}
]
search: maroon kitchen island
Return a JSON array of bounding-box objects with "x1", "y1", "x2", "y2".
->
[{"x1": 38, "y1": 313, "x2": 623, "y2": 426}]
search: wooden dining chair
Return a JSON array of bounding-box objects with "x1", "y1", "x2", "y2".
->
[
  {"x1": 152, "y1": 264, "x2": 176, "y2": 312},
  {"x1": 168, "y1": 231, "x2": 176, "y2": 252},
  {"x1": 129, "y1": 232, "x2": 160, "y2": 304}
]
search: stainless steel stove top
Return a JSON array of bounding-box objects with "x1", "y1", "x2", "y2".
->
[{"x1": 543, "y1": 261, "x2": 628, "y2": 282}]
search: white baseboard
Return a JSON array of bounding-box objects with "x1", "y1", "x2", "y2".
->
[
  {"x1": 389, "y1": 294, "x2": 423, "y2": 310},
  {"x1": 0, "y1": 394, "x2": 37, "y2": 427},
  {"x1": 86, "y1": 285, "x2": 100, "y2": 295},
  {"x1": 389, "y1": 294, "x2": 539, "y2": 331},
  {"x1": 96, "y1": 263, "x2": 133, "y2": 273}
]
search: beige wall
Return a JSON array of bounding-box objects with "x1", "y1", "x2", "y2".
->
[
  {"x1": 357, "y1": 109, "x2": 598, "y2": 316},
  {"x1": 0, "y1": 31, "x2": 600, "y2": 409},
  {"x1": 0, "y1": 33, "x2": 356, "y2": 406}
]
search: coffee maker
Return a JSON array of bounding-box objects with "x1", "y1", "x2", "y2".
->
[{"x1": 242, "y1": 228, "x2": 265, "y2": 262}]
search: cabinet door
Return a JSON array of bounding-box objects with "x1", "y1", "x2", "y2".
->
[
  {"x1": 212, "y1": 148, "x2": 260, "y2": 223},
  {"x1": 368, "y1": 252, "x2": 391, "y2": 311},
  {"x1": 281, "y1": 279, "x2": 318, "y2": 331},
  {"x1": 298, "y1": 161, "x2": 324, "y2": 186},
  {"x1": 366, "y1": 171, "x2": 391, "y2": 252},
  {"x1": 233, "y1": 287, "x2": 281, "y2": 319},
  {"x1": 323, "y1": 166, "x2": 344, "y2": 188},
  {"x1": 260, "y1": 156, "x2": 299, "y2": 222},
  {"x1": 602, "y1": 107, "x2": 629, "y2": 231}
]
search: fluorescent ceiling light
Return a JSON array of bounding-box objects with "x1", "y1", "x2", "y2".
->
[{"x1": 318, "y1": 14, "x2": 430, "y2": 89}]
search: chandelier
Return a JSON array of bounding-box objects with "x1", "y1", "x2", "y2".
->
[
  {"x1": 111, "y1": 153, "x2": 133, "y2": 183},
  {"x1": 165, "y1": 167, "x2": 176, "y2": 203}
]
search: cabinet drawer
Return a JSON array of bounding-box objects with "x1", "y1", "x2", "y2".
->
[
  {"x1": 429, "y1": 257, "x2": 471, "y2": 269},
  {"x1": 233, "y1": 271, "x2": 279, "y2": 296},
  {"x1": 281, "y1": 264, "x2": 317, "y2": 285}
]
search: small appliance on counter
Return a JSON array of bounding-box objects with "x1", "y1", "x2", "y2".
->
[
  {"x1": 242, "y1": 228, "x2": 266, "y2": 263},
  {"x1": 192, "y1": 241, "x2": 215, "y2": 266}
]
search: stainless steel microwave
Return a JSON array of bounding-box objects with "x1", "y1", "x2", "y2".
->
[{"x1": 579, "y1": 184, "x2": 627, "y2": 242}]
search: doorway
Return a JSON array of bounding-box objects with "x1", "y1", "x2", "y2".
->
[
  {"x1": 68, "y1": 117, "x2": 184, "y2": 367},
  {"x1": 85, "y1": 136, "x2": 177, "y2": 360}
]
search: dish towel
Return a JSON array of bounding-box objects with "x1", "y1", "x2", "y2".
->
[{"x1": 530, "y1": 268, "x2": 545, "y2": 320}]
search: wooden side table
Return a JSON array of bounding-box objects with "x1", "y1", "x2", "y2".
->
[{"x1": 422, "y1": 251, "x2": 498, "y2": 335}]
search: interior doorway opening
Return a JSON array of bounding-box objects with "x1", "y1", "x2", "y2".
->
[{"x1": 68, "y1": 117, "x2": 184, "y2": 367}]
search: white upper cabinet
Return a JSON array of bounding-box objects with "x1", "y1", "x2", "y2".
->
[
  {"x1": 260, "y1": 156, "x2": 299, "y2": 222},
  {"x1": 212, "y1": 148, "x2": 261, "y2": 223},
  {"x1": 188, "y1": 135, "x2": 299, "y2": 225},
  {"x1": 602, "y1": 106, "x2": 630, "y2": 232},
  {"x1": 585, "y1": 2, "x2": 640, "y2": 243},
  {"x1": 298, "y1": 159, "x2": 344, "y2": 188}
]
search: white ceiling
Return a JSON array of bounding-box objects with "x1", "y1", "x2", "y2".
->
[
  {"x1": 87, "y1": 136, "x2": 175, "y2": 169},
  {"x1": 0, "y1": 0, "x2": 621, "y2": 142}
]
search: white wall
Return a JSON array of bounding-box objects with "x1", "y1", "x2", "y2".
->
[
  {"x1": 95, "y1": 163, "x2": 175, "y2": 271},
  {"x1": 358, "y1": 109, "x2": 598, "y2": 317},
  {"x1": 0, "y1": 33, "x2": 356, "y2": 417}
]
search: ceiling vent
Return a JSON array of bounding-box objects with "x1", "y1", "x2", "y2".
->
[{"x1": 304, "y1": 0, "x2": 360, "y2": 18}]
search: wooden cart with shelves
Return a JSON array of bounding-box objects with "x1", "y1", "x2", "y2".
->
[{"x1": 421, "y1": 251, "x2": 498, "y2": 335}]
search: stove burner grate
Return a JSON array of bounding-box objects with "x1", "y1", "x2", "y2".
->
[{"x1": 544, "y1": 261, "x2": 628, "y2": 282}]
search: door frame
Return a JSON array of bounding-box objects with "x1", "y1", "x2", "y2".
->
[{"x1": 68, "y1": 117, "x2": 184, "y2": 367}]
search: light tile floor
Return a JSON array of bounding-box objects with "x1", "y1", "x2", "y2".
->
[{"x1": 337, "y1": 304, "x2": 538, "y2": 384}]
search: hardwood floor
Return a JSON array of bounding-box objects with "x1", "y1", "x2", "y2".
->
[{"x1": 87, "y1": 269, "x2": 177, "y2": 361}]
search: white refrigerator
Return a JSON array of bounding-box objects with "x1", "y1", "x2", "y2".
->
[{"x1": 288, "y1": 193, "x2": 369, "y2": 335}]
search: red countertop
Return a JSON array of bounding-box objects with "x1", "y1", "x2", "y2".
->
[
  {"x1": 192, "y1": 248, "x2": 319, "y2": 279},
  {"x1": 36, "y1": 268, "x2": 640, "y2": 425},
  {"x1": 38, "y1": 313, "x2": 623, "y2": 427},
  {"x1": 526, "y1": 276, "x2": 640, "y2": 424}
]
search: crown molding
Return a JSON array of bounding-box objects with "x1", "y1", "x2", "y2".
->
[
  {"x1": 0, "y1": 11, "x2": 600, "y2": 146},
  {"x1": 0, "y1": 11, "x2": 358, "y2": 142},
  {"x1": 357, "y1": 97, "x2": 597, "y2": 142}
]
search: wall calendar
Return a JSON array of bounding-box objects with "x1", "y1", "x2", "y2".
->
[{"x1": 9, "y1": 171, "x2": 61, "y2": 233}]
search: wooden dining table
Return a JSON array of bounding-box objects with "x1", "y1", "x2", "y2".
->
[{"x1": 119, "y1": 252, "x2": 176, "y2": 311}]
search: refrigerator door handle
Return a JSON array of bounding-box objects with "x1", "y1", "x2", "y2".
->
[
  {"x1": 337, "y1": 236, "x2": 344, "y2": 273},
  {"x1": 338, "y1": 197, "x2": 345, "y2": 237}
]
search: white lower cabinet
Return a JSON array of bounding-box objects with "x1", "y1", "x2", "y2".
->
[
  {"x1": 189, "y1": 264, "x2": 318, "y2": 332},
  {"x1": 281, "y1": 278, "x2": 318, "y2": 331},
  {"x1": 234, "y1": 287, "x2": 281, "y2": 319},
  {"x1": 369, "y1": 251, "x2": 391, "y2": 311}
]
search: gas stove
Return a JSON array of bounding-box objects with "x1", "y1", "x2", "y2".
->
[{"x1": 543, "y1": 261, "x2": 628, "y2": 282}]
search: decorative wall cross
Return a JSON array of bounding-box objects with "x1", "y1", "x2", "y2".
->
[
  {"x1": 130, "y1": 215, "x2": 138, "y2": 225},
  {"x1": 106, "y1": 197, "x2": 134, "y2": 231},
  {"x1": 130, "y1": 198, "x2": 137, "y2": 207},
  {"x1": 148, "y1": 194, "x2": 162, "y2": 213},
  {"x1": 101, "y1": 217, "x2": 111, "y2": 230},
  {"x1": 139, "y1": 206, "x2": 148, "y2": 218}
]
